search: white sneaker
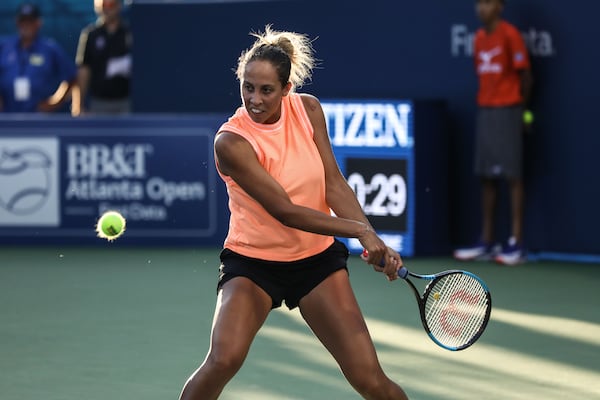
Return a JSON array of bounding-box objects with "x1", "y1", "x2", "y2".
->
[
  {"x1": 495, "y1": 237, "x2": 526, "y2": 266},
  {"x1": 453, "y1": 241, "x2": 497, "y2": 261}
]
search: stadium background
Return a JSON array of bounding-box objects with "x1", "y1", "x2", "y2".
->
[
  {"x1": 1, "y1": 2, "x2": 599, "y2": 400},
  {"x1": 0, "y1": 0, "x2": 598, "y2": 260}
]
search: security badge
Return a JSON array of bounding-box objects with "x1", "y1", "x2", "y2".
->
[{"x1": 14, "y1": 77, "x2": 30, "y2": 101}]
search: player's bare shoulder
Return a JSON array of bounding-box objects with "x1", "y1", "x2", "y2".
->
[
  {"x1": 214, "y1": 131, "x2": 255, "y2": 176},
  {"x1": 215, "y1": 130, "x2": 252, "y2": 151},
  {"x1": 299, "y1": 93, "x2": 322, "y2": 113},
  {"x1": 299, "y1": 93, "x2": 327, "y2": 132}
]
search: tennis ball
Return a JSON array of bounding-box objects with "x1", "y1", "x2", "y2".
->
[
  {"x1": 96, "y1": 210, "x2": 126, "y2": 242},
  {"x1": 433, "y1": 292, "x2": 441, "y2": 300},
  {"x1": 523, "y1": 110, "x2": 534, "y2": 125}
]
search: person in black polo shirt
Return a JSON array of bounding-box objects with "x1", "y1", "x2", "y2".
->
[{"x1": 75, "y1": 0, "x2": 132, "y2": 114}]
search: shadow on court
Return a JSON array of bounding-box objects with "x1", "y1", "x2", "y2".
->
[{"x1": 1, "y1": 247, "x2": 598, "y2": 400}]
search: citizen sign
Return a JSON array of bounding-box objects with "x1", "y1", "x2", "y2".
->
[{"x1": 322, "y1": 102, "x2": 413, "y2": 148}]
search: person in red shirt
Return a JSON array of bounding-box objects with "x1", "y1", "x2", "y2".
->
[{"x1": 454, "y1": 0, "x2": 533, "y2": 265}]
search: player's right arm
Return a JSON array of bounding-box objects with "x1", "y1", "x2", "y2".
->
[
  {"x1": 215, "y1": 131, "x2": 398, "y2": 279},
  {"x1": 215, "y1": 131, "x2": 372, "y2": 240}
]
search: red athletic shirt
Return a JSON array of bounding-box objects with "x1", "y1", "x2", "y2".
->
[{"x1": 474, "y1": 20, "x2": 530, "y2": 107}]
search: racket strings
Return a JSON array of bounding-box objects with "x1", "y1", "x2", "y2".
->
[{"x1": 424, "y1": 273, "x2": 490, "y2": 348}]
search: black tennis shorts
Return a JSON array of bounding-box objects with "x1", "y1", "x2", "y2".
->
[{"x1": 217, "y1": 239, "x2": 349, "y2": 310}]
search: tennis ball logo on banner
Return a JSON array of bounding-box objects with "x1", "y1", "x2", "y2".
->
[{"x1": 0, "y1": 148, "x2": 51, "y2": 214}]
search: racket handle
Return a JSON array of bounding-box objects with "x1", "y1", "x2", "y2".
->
[
  {"x1": 362, "y1": 249, "x2": 409, "y2": 279},
  {"x1": 397, "y1": 266, "x2": 409, "y2": 279}
]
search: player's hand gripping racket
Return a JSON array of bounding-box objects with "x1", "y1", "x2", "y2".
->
[{"x1": 362, "y1": 250, "x2": 492, "y2": 351}]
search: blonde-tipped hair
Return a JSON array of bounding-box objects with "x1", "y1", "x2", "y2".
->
[{"x1": 236, "y1": 25, "x2": 316, "y2": 90}]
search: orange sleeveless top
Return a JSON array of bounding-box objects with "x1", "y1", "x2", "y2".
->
[{"x1": 216, "y1": 93, "x2": 334, "y2": 261}]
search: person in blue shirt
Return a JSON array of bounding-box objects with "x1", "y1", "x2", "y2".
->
[{"x1": 0, "y1": 3, "x2": 77, "y2": 113}]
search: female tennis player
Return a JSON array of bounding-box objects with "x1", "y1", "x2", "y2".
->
[{"x1": 178, "y1": 26, "x2": 409, "y2": 400}]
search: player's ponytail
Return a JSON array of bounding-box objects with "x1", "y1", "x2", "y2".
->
[{"x1": 236, "y1": 25, "x2": 316, "y2": 90}]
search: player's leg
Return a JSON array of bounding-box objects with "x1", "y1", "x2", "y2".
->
[
  {"x1": 179, "y1": 277, "x2": 272, "y2": 400},
  {"x1": 299, "y1": 269, "x2": 409, "y2": 400},
  {"x1": 481, "y1": 177, "x2": 497, "y2": 244}
]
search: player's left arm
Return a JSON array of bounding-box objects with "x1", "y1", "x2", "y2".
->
[
  {"x1": 301, "y1": 93, "x2": 369, "y2": 223},
  {"x1": 301, "y1": 93, "x2": 401, "y2": 275}
]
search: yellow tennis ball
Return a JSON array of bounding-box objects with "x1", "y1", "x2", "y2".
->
[
  {"x1": 96, "y1": 210, "x2": 126, "y2": 241},
  {"x1": 523, "y1": 110, "x2": 534, "y2": 125},
  {"x1": 433, "y1": 292, "x2": 441, "y2": 300}
]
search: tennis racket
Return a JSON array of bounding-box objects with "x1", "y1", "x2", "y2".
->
[{"x1": 362, "y1": 250, "x2": 492, "y2": 351}]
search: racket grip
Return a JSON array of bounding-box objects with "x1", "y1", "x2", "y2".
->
[
  {"x1": 397, "y1": 266, "x2": 409, "y2": 279},
  {"x1": 362, "y1": 250, "x2": 409, "y2": 279}
]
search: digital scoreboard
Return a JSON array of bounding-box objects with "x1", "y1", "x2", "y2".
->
[{"x1": 322, "y1": 100, "x2": 415, "y2": 256}]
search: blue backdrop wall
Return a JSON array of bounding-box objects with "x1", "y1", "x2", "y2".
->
[
  {"x1": 0, "y1": 0, "x2": 598, "y2": 257},
  {"x1": 128, "y1": 0, "x2": 599, "y2": 257}
]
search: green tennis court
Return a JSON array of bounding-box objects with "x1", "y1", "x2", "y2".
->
[{"x1": 1, "y1": 246, "x2": 599, "y2": 400}]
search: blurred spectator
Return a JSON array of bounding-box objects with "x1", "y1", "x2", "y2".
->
[
  {"x1": 454, "y1": 0, "x2": 533, "y2": 265},
  {"x1": 75, "y1": 0, "x2": 132, "y2": 115},
  {"x1": 0, "y1": 2, "x2": 77, "y2": 113}
]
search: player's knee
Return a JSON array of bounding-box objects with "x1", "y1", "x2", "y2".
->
[
  {"x1": 348, "y1": 371, "x2": 400, "y2": 399},
  {"x1": 205, "y1": 349, "x2": 245, "y2": 377},
  {"x1": 346, "y1": 370, "x2": 388, "y2": 397}
]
